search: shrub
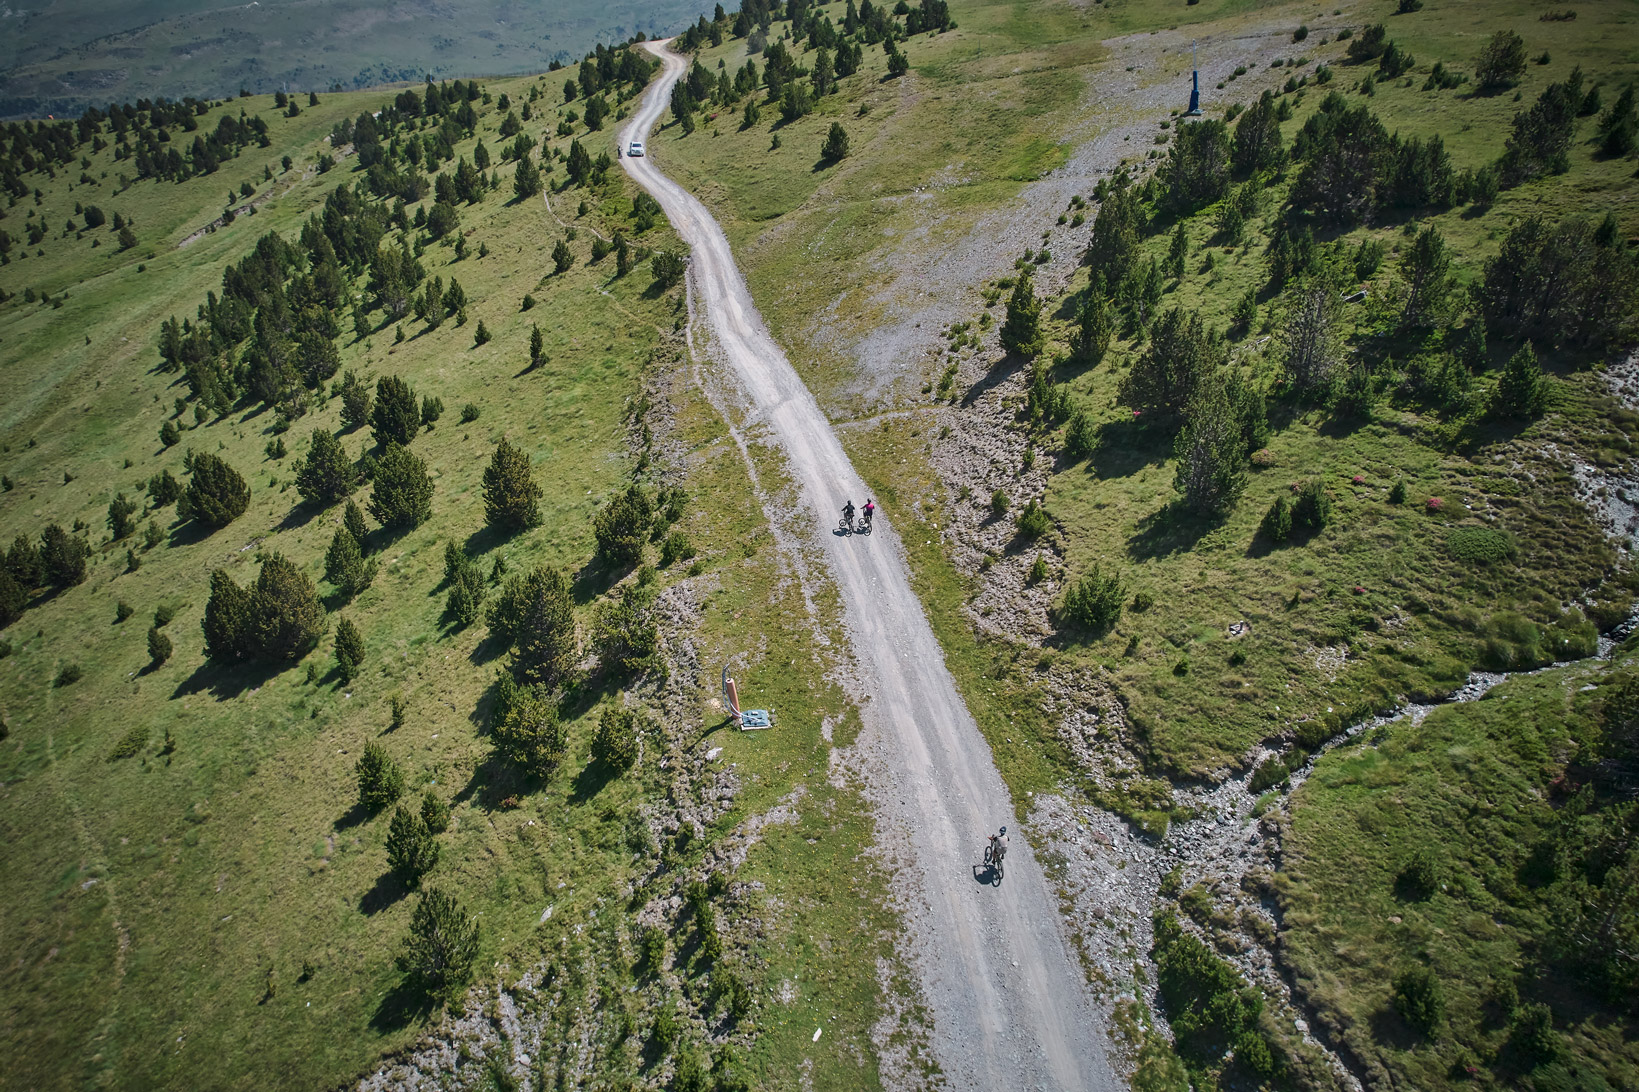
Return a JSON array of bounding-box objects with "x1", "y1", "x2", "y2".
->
[
  {"x1": 1014, "y1": 499, "x2": 1052, "y2": 540},
  {"x1": 179, "y1": 453, "x2": 250, "y2": 528},
  {"x1": 989, "y1": 490, "x2": 1010, "y2": 518},
  {"x1": 999, "y1": 269, "x2": 1044, "y2": 358},
  {"x1": 1249, "y1": 756, "x2": 1288, "y2": 793},
  {"x1": 639, "y1": 926, "x2": 667, "y2": 975},
  {"x1": 116, "y1": 600, "x2": 135, "y2": 623},
  {"x1": 396, "y1": 888, "x2": 480, "y2": 1000},
  {"x1": 1261, "y1": 494, "x2": 1293, "y2": 542},
  {"x1": 108, "y1": 724, "x2": 149, "y2": 760},
  {"x1": 1393, "y1": 965, "x2": 1443, "y2": 1037},
  {"x1": 55, "y1": 663, "x2": 84, "y2": 687},
  {"x1": 1027, "y1": 555, "x2": 1049, "y2": 585},
  {"x1": 1509, "y1": 1002, "x2": 1559, "y2": 1064},
  {"x1": 147, "y1": 625, "x2": 173, "y2": 667},
  {"x1": 1487, "y1": 343, "x2": 1551, "y2": 420},
  {"x1": 1292, "y1": 480, "x2": 1332, "y2": 532},
  {"x1": 356, "y1": 741, "x2": 405, "y2": 812},
  {"x1": 592, "y1": 704, "x2": 641, "y2": 771},
  {"x1": 1058, "y1": 565, "x2": 1124, "y2": 635},
  {"x1": 651, "y1": 248, "x2": 687, "y2": 289},
  {"x1": 1388, "y1": 479, "x2": 1407, "y2": 504},
  {"x1": 659, "y1": 531, "x2": 696, "y2": 569},
  {"x1": 386, "y1": 803, "x2": 439, "y2": 886},
  {"x1": 1446, "y1": 526, "x2": 1515, "y2": 564},
  {"x1": 1397, "y1": 847, "x2": 1440, "y2": 900},
  {"x1": 420, "y1": 791, "x2": 450, "y2": 834},
  {"x1": 459, "y1": 403, "x2": 480, "y2": 424},
  {"x1": 148, "y1": 469, "x2": 182, "y2": 507},
  {"x1": 1131, "y1": 590, "x2": 1155, "y2": 612}
]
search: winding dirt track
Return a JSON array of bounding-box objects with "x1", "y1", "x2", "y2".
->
[{"x1": 622, "y1": 43, "x2": 1118, "y2": 1092}]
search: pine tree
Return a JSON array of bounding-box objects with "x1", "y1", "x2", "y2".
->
[
  {"x1": 396, "y1": 888, "x2": 480, "y2": 999},
  {"x1": 333, "y1": 616, "x2": 365, "y2": 681},
  {"x1": 529, "y1": 323, "x2": 545, "y2": 369},
  {"x1": 324, "y1": 527, "x2": 376, "y2": 599},
  {"x1": 420, "y1": 790, "x2": 451, "y2": 834},
  {"x1": 182, "y1": 453, "x2": 251, "y2": 528},
  {"x1": 147, "y1": 625, "x2": 172, "y2": 667},
  {"x1": 386, "y1": 804, "x2": 438, "y2": 885},
  {"x1": 40, "y1": 524, "x2": 89, "y2": 587},
  {"x1": 251, "y1": 553, "x2": 327, "y2": 660},
  {"x1": 1488, "y1": 342, "x2": 1550, "y2": 419},
  {"x1": 592, "y1": 484, "x2": 654, "y2": 569},
  {"x1": 592, "y1": 584, "x2": 661, "y2": 679},
  {"x1": 420, "y1": 396, "x2": 444, "y2": 429},
  {"x1": 343, "y1": 500, "x2": 370, "y2": 550},
  {"x1": 592, "y1": 703, "x2": 641, "y2": 771},
  {"x1": 552, "y1": 238, "x2": 574, "y2": 274},
  {"x1": 1120, "y1": 307, "x2": 1221, "y2": 418},
  {"x1": 107, "y1": 493, "x2": 139, "y2": 540},
  {"x1": 999, "y1": 269, "x2": 1044, "y2": 358},
  {"x1": 1166, "y1": 221, "x2": 1188, "y2": 280},
  {"x1": 160, "y1": 419, "x2": 180, "y2": 447},
  {"x1": 369, "y1": 443, "x2": 434, "y2": 531},
  {"x1": 821, "y1": 122, "x2": 850, "y2": 162},
  {"x1": 483, "y1": 438, "x2": 544, "y2": 533},
  {"x1": 507, "y1": 567, "x2": 578, "y2": 689},
  {"x1": 1280, "y1": 280, "x2": 1343, "y2": 394},
  {"x1": 295, "y1": 428, "x2": 358, "y2": 506},
  {"x1": 356, "y1": 740, "x2": 405, "y2": 811},
  {"x1": 202, "y1": 568, "x2": 254, "y2": 663},
  {"x1": 0, "y1": 570, "x2": 24, "y2": 629},
  {"x1": 1172, "y1": 372, "x2": 1248, "y2": 517},
  {"x1": 1073, "y1": 282, "x2": 1113, "y2": 366},
  {"x1": 339, "y1": 370, "x2": 372, "y2": 430},
  {"x1": 1400, "y1": 225, "x2": 1453, "y2": 328},
  {"x1": 494, "y1": 681, "x2": 568, "y2": 776},
  {"x1": 371, "y1": 375, "x2": 421, "y2": 448},
  {"x1": 148, "y1": 469, "x2": 182, "y2": 507}
]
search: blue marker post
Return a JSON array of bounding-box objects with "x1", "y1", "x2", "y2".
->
[{"x1": 1184, "y1": 39, "x2": 1203, "y2": 116}]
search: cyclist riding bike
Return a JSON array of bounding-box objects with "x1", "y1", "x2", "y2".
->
[
  {"x1": 987, "y1": 825, "x2": 1009, "y2": 866},
  {"x1": 842, "y1": 500, "x2": 856, "y2": 530},
  {"x1": 863, "y1": 499, "x2": 875, "y2": 527}
]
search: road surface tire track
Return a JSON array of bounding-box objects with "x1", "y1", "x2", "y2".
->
[{"x1": 621, "y1": 42, "x2": 1119, "y2": 1092}]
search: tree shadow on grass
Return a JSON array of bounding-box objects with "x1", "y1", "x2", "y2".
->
[
  {"x1": 452, "y1": 751, "x2": 527, "y2": 813},
  {"x1": 467, "y1": 630, "x2": 509, "y2": 667},
  {"x1": 169, "y1": 656, "x2": 289, "y2": 701},
  {"x1": 1367, "y1": 1003, "x2": 1422, "y2": 1054},
  {"x1": 1090, "y1": 416, "x2": 1171, "y2": 480},
  {"x1": 370, "y1": 977, "x2": 437, "y2": 1032},
  {"x1": 165, "y1": 518, "x2": 217, "y2": 550},
  {"x1": 359, "y1": 871, "x2": 410, "y2": 916},
  {"x1": 571, "y1": 558, "x2": 622, "y2": 605},
  {"x1": 274, "y1": 501, "x2": 322, "y2": 533},
  {"x1": 569, "y1": 759, "x2": 620, "y2": 805},
  {"x1": 1126, "y1": 502, "x2": 1217, "y2": 561},
  {"x1": 461, "y1": 523, "x2": 510, "y2": 558},
  {"x1": 334, "y1": 801, "x2": 372, "y2": 831}
]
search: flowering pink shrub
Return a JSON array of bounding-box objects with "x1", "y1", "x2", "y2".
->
[
  {"x1": 1352, "y1": 475, "x2": 1365, "y2": 485},
  {"x1": 1426, "y1": 496, "x2": 1444, "y2": 512}
]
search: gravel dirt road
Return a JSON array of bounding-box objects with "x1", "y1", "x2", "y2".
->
[{"x1": 622, "y1": 42, "x2": 1119, "y2": 1092}]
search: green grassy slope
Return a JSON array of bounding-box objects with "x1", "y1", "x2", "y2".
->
[{"x1": 0, "y1": 62, "x2": 901, "y2": 1092}]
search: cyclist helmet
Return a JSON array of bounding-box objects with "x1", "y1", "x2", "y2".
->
[{"x1": 999, "y1": 826, "x2": 1007, "y2": 835}]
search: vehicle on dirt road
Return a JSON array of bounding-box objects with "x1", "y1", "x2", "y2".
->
[{"x1": 627, "y1": 140, "x2": 645, "y2": 157}]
